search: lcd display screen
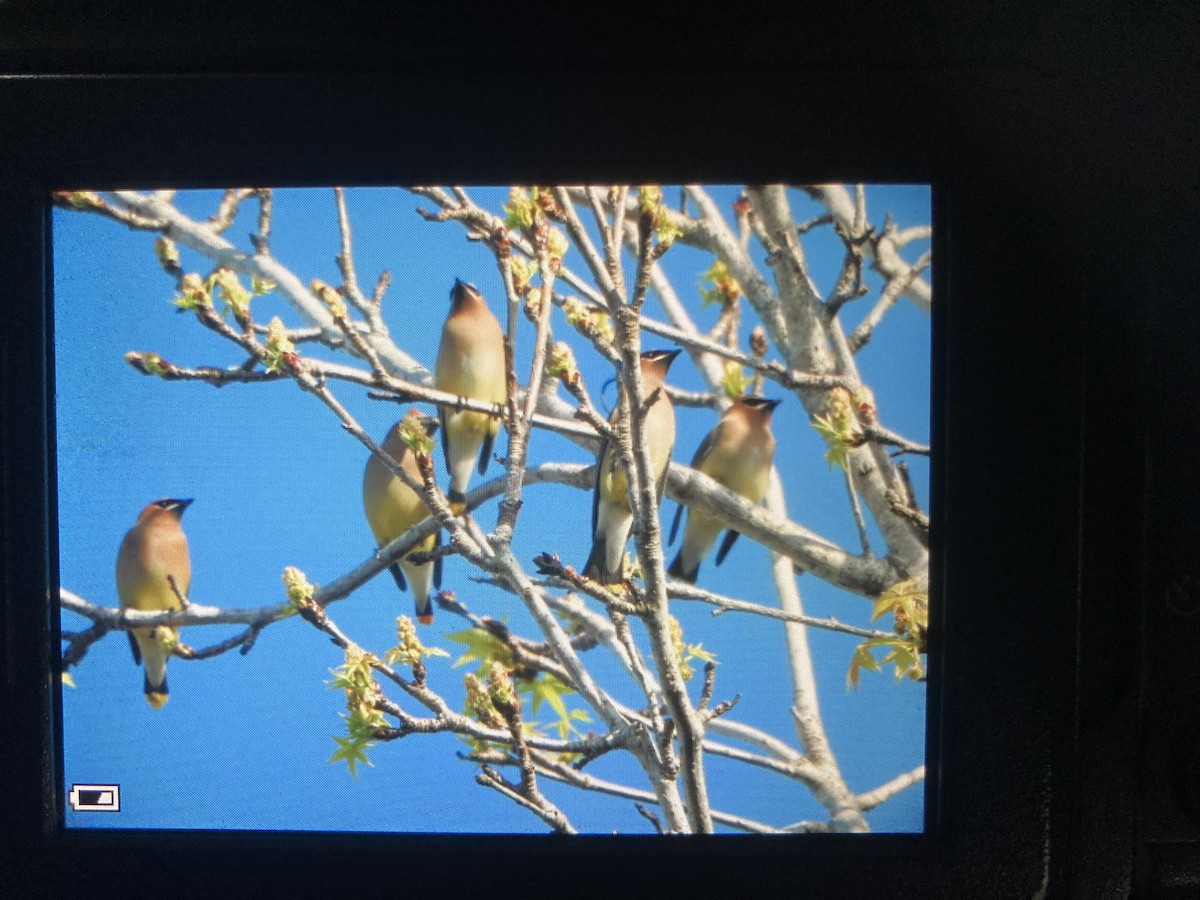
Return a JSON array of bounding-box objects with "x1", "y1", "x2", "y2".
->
[{"x1": 53, "y1": 184, "x2": 930, "y2": 834}]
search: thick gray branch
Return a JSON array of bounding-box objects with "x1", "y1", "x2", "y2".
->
[{"x1": 666, "y1": 466, "x2": 897, "y2": 597}]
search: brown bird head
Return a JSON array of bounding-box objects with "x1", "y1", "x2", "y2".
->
[
  {"x1": 735, "y1": 397, "x2": 782, "y2": 422},
  {"x1": 450, "y1": 278, "x2": 485, "y2": 312},
  {"x1": 639, "y1": 348, "x2": 681, "y2": 389},
  {"x1": 139, "y1": 498, "x2": 193, "y2": 522}
]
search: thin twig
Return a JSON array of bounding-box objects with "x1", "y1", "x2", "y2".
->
[
  {"x1": 252, "y1": 188, "x2": 272, "y2": 255},
  {"x1": 856, "y1": 765, "x2": 926, "y2": 811},
  {"x1": 333, "y1": 187, "x2": 369, "y2": 313},
  {"x1": 494, "y1": 217, "x2": 558, "y2": 546},
  {"x1": 797, "y1": 213, "x2": 833, "y2": 235},
  {"x1": 52, "y1": 191, "x2": 166, "y2": 230},
  {"x1": 174, "y1": 621, "x2": 268, "y2": 660},
  {"x1": 106, "y1": 191, "x2": 431, "y2": 382},
  {"x1": 667, "y1": 582, "x2": 893, "y2": 639},
  {"x1": 844, "y1": 467, "x2": 873, "y2": 557},
  {"x1": 635, "y1": 803, "x2": 666, "y2": 833},
  {"x1": 476, "y1": 766, "x2": 577, "y2": 834},
  {"x1": 800, "y1": 184, "x2": 932, "y2": 312},
  {"x1": 848, "y1": 250, "x2": 932, "y2": 353},
  {"x1": 531, "y1": 750, "x2": 780, "y2": 834},
  {"x1": 554, "y1": 289, "x2": 849, "y2": 393},
  {"x1": 487, "y1": 669, "x2": 577, "y2": 834},
  {"x1": 209, "y1": 188, "x2": 256, "y2": 235}
]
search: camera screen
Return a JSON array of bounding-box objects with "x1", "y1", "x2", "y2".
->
[{"x1": 54, "y1": 184, "x2": 930, "y2": 834}]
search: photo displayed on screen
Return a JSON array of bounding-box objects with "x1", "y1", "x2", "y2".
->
[{"x1": 54, "y1": 185, "x2": 931, "y2": 834}]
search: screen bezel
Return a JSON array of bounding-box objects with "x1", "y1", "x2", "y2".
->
[{"x1": 2, "y1": 69, "x2": 1077, "y2": 897}]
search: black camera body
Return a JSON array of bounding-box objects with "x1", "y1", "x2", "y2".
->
[{"x1": 2, "y1": 4, "x2": 1199, "y2": 897}]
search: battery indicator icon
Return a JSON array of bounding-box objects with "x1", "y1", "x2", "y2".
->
[{"x1": 68, "y1": 784, "x2": 121, "y2": 812}]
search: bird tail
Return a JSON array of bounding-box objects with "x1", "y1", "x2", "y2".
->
[
  {"x1": 127, "y1": 631, "x2": 142, "y2": 665},
  {"x1": 143, "y1": 671, "x2": 169, "y2": 710},
  {"x1": 477, "y1": 429, "x2": 496, "y2": 476},
  {"x1": 406, "y1": 558, "x2": 436, "y2": 626},
  {"x1": 667, "y1": 551, "x2": 699, "y2": 584},
  {"x1": 714, "y1": 529, "x2": 741, "y2": 567},
  {"x1": 433, "y1": 529, "x2": 444, "y2": 590},
  {"x1": 388, "y1": 563, "x2": 408, "y2": 592},
  {"x1": 582, "y1": 537, "x2": 605, "y2": 582},
  {"x1": 583, "y1": 537, "x2": 622, "y2": 585},
  {"x1": 415, "y1": 596, "x2": 434, "y2": 626},
  {"x1": 138, "y1": 629, "x2": 172, "y2": 709},
  {"x1": 445, "y1": 410, "x2": 491, "y2": 512},
  {"x1": 668, "y1": 504, "x2": 684, "y2": 546}
]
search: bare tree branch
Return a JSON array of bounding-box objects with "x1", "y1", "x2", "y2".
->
[
  {"x1": 668, "y1": 582, "x2": 893, "y2": 640},
  {"x1": 105, "y1": 191, "x2": 430, "y2": 382},
  {"x1": 801, "y1": 184, "x2": 932, "y2": 313},
  {"x1": 849, "y1": 249, "x2": 932, "y2": 353},
  {"x1": 856, "y1": 765, "x2": 926, "y2": 812}
]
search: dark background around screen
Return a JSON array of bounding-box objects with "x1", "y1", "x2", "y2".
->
[{"x1": 2, "y1": 1, "x2": 1199, "y2": 897}]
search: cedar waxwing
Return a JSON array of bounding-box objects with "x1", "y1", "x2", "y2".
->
[
  {"x1": 583, "y1": 349, "x2": 681, "y2": 584},
  {"x1": 667, "y1": 397, "x2": 780, "y2": 583},
  {"x1": 363, "y1": 409, "x2": 443, "y2": 624},
  {"x1": 116, "y1": 498, "x2": 193, "y2": 709},
  {"x1": 435, "y1": 279, "x2": 507, "y2": 514}
]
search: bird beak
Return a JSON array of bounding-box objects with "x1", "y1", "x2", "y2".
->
[{"x1": 172, "y1": 498, "x2": 194, "y2": 513}]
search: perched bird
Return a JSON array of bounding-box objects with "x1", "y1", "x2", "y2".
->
[
  {"x1": 435, "y1": 279, "x2": 507, "y2": 514},
  {"x1": 363, "y1": 409, "x2": 443, "y2": 624},
  {"x1": 583, "y1": 348, "x2": 681, "y2": 584},
  {"x1": 116, "y1": 498, "x2": 193, "y2": 709},
  {"x1": 668, "y1": 397, "x2": 780, "y2": 583}
]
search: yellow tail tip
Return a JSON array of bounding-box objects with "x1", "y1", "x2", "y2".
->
[
  {"x1": 448, "y1": 500, "x2": 466, "y2": 516},
  {"x1": 145, "y1": 691, "x2": 169, "y2": 710},
  {"x1": 418, "y1": 613, "x2": 434, "y2": 625}
]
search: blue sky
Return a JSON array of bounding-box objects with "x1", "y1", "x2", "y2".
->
[{"x1": 55, "y1": 185, "x2": 930, "y2": 834}]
